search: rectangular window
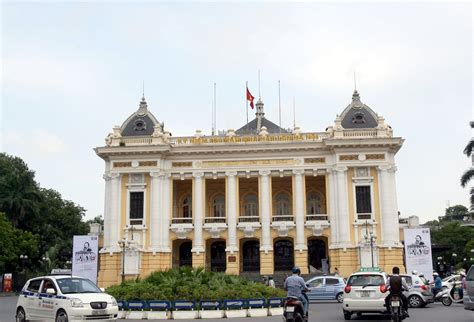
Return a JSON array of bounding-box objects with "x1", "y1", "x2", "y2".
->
[
  {"x1": 129, "y1": 191, "x2": 144, "y2": 225},
  {"x1": 355, "y1": 186, "x2": 372, "y2": 218}
]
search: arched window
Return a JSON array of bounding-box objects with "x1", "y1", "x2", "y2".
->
[
  {"x1": 244, "y1": 194, "x2": 258, "y2": 217},
  {"x1": 182, "y1": 195, "x2": 192, "y2": 218},
  {"x1": 307, "y1": 192, "x2": 322, "y2": 214},
  {"x1": 275, "y1": 192, "x2": 290, "y2": 216},
  {"x1": 213, "y1": 195, "x2": 225, "y2": 217}
]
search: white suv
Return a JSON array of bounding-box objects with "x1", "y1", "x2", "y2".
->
[
  {"x1": 16, "y1": 275, "x2": 118, "y2": 322},
  {"x1": 342, "y1": 272, "x2": 388, "y2": 320}
]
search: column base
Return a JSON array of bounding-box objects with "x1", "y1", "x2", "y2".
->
[
  {"x1": 294, "y1": 250, "x2": 309, "y2": 274},
  {"x1": 260, "y1": 251, "x2": 274, "y2": 275},
  {"x1": 192, "y1": 252, "x2": 205, "y2": 268},
  {"x1": 226, "y1": 252, "x2": 239, "y2": 275}
]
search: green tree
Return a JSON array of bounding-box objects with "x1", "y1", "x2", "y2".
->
[
  {"x1": 441, "y1": 205, "x2": 469, "y2": 222},
  {"x1": 461, "y1": 121, "x2": 474, "y2": 209}
]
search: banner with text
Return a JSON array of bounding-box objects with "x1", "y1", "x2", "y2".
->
[
  {"x1": 404, "y1": 228, "x2": 433, "y2": 282},
  {"x1": 72, "y1": 235, "x2": 99, "y2": 284}
]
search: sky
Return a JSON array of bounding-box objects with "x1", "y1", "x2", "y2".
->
[{"x1": 1, "y1": 1, "x2": 472, "y2": 224}]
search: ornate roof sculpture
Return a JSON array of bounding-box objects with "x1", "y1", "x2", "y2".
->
[
  {"x1": 339, "y1": 90, "x2": 379, "y2": 129},
  {"x1": 236, "y1": 98, "x2": 288, "y2": 135},
  {"x1": 120, "y1": 97, "x2": 162, "y2": 136}
]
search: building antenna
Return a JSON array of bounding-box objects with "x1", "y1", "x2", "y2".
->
[
  {"x1": 353, "y1": 71, "x2": 357, "y2": 91},
  {"x1": 278, "y1": 80, "x2": 282, "y2": 133},
  {"x1": 258, "y1": 70, "x2": 261, "y2": 99},
  {"x1": 212, "y1": 82, "x2": 217, "y2": 136},
  {"x1": 142, "y1": 80, "x2": 145, "y2": 99},
  {"x1": 293, "y1": 96, "x2": 296, "y2": 130}
]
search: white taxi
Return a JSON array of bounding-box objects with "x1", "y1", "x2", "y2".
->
[
  {"x1": 16, "y1": 275, "x2": 118, "y2": 322},
  {"x1": 342, "y1": 271, "x2": 388, "y2": 320}
]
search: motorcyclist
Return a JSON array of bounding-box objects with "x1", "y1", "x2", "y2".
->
[
  {"x1": 284, "y1": 266, "x2": 309, "y2": 316},
  {"x1": 384, "y1": 266, "x2": 410, "y2": 318},
  {"x1": 431, "y1": 272, "x2": 442, "y2": 296}
]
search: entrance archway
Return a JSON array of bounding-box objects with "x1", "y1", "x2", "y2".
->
[
  {"x1": 210, "y1": 241, "x2": 226, "y2": 272},
  {"x1": 241, "y1": 240, "x2": 260, "y2": 272},
  {"x1": 179, "y1": 241, "x2": 192, "y2": 267},
  {"x1": 308, "y1": 238, "x2": 327, "y2": 271},
  {"x1": 274, "y1": 239, "x2": 294, "y2": 271}
]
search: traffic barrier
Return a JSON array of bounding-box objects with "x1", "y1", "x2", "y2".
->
[
  {"x1": 172, "y1": 300, "x2": 198, "y2": 319},
  {"x1": 268, "y1": 298, "x2": 284, "y2": 316},
  {"x1": 127, "y1": 300, "x2": 146, "y2": 319},
  {"x1": 117, "y1": 300, "x2": 127, "y2": 319},
  {"x1": 247, "y1": 298, "x2": 268, "y2": 317},
  {"x1": 224, "y1": 299, "x2": 247, "y2": 318},
  {"x1": 147, "y1": 301, "x2": 171, "y2": 320},
  {"x1": 199, "y1": 300, "x2": 224, "y2": 318}
]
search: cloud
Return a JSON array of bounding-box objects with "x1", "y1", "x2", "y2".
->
[
  {"x1": 4, "y1": 129, "x2": 65, "y2": 156},
  {"x1": 33, "y1": 129, "x2": 65, "y2": 155}
]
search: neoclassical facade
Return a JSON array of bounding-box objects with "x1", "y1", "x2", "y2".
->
[{"x1": 95, "y1": 90, "x2": 404, "y2": 287}]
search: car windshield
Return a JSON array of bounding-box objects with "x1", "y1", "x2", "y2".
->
[
  {"x1": 56, "y1": 278, "x2": 101, "y2": 294},
  {"x1": 347, "y1": 274, "x2": 384, "y2": 287}
]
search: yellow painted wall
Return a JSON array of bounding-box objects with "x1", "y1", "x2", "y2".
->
[
  {"x1": 120, "y1": 174, "x2": 128, "y2": 237},
  {"x1": 372, "y1": 167, "x2": 382, "y2": 239}
]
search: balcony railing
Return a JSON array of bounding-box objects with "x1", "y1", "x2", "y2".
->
[
  {"x1": 204, "y1": 217, "x2": 227, "y2": 224},
  {"x1": 306, "y1": 214, "x2": 329, "y2": 221},
  {"x1": 238, "y1": 216, "x2": 260, "y2": 223},
  {"x1": 272, "y1": 215, "x2": 294, "y2": 222},
  {"x1": 171, "y1": 218, "x2": 193, "y2": 224},
  {"x1": 357, "y1": 213, "x2": 372, "y2": 220}
]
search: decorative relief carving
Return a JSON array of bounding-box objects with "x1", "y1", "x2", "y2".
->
[
  {"x1": 355, "y1": 167, "x2": 369, "y2": 177},
  {"x1": 366, "y1": 154, "x2": 385, "y2": 160},
  {"x1": 139, "y1": 161, "x2": 158, "y2": 167},
  {"x1": 113, "y1": 162, "x2": 132, "y2": 168},
  {"x1": 304, "y1": 158, "x2": 325, "y2": 164},
  {"x1": 130, "y1": 173, "x2": 144, "y2": 184},
  {"x1": 172, "y1": 162, "x2": 193, "y2": 168},
  {"x1": 203, "y1": 159, "x2": 296, "y2": 167},
  {"x1": 339, "y1": 155, "x2": 358, "y2": 161}
]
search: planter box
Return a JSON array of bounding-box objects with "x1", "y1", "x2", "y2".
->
[
  {"x1": 118, "y1": 311, "x2": 128, "y2": 319},
  {"x1": 146, "y1": 311, "x2": 169, "y2": 320},
  {"x1": 199, "y1": 310, "x2": 224, "y2": 319},
  {"x1": 127, "y1": 311, "x2": 145, "y2": 319},
  {"x1": 269, "y1": 307, "x2": 284, "y2": 316},
  {"x1": 248, "y1": 308, "x2": 268, "y2": 317},
  {"x1": 225, "y1": 309, "x2": 248, "y2": 318},
  {"x1": 172, "y1": 311, "x2": 198, "y2": 319}
]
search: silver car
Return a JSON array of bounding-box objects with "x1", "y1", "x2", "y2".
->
[
  {"x1": 464, "y1": 265, "x2": 474, "y2": 311},
  {"x1": 400, "y1": 274, "x2": 433, "y2": 308}
]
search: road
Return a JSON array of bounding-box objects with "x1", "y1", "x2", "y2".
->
[{"x1": 0, "y1": 295, "x2": 473, "y2": 322}]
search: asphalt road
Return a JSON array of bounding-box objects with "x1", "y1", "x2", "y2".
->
[{"x1": 1, "y1": 295, "x2": 473, "y2": 322}]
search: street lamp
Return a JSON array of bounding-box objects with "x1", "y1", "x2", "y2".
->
[
  {"x1": 19, "y1": 255, "x2": 28, "y2": 272},
  {"x1": 65, "y1": 260, "x2": 72, "y2": 269},
  {"x1": 363, "y1": 221, "x2": 377, "y2": 268},
  {"x1": 118, "y1": 239, "x2": 131, "y2": 283}
]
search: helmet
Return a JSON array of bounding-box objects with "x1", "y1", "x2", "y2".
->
[
  {"x1": 412, "y1": 270, "x2": 418, "y2": 275},
  {"x1": 460, "y1": 271, "x2": 466, "y2": 277},
  {"x1": 419, "y1": 273, "x2": 425, "y2": 277},
  {"x1": 433, "y1": 272, "x2": 439, "y2": 276},
  {"x1": 292, "y1": 266, "x2": 301, "y2": 274}
]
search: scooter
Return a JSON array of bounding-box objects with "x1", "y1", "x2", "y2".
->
[
  {"x1": 283, "y1": 290, "x2": 310, "y2": 322},
  {"x1": 439, "y1": 281, "x2": 464, "y2": 306},
  {"x1": 388, "y1": 295, "x2": 407, "y2": 322}
]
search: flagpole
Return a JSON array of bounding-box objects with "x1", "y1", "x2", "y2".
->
[
  {"x1": 293, "y1": 96, "x2": 296, "y2": 130},
  {"x1": 278, "y1": 80, "x2": 281, "y2": 133},
  {"x1": 214, "y1": 82, "x2": 217, "y2": 136},
  {"x1": 246, "y1": 81, "x2": 249, "y2": 125}
]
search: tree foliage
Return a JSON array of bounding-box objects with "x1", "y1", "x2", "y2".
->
[{"x1": 0, "y1": 153, "x2": 89, "y2": 274}]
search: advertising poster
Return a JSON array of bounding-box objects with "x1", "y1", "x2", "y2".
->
[
  {"x1": 404, "y1": 228, "x2": 434, "y2": 282},
  {"x1": 72, "y1": 235, "x2": 99, "y2": 284}
]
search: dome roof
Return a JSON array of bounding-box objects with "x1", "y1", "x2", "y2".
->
[
  {"x1": 339, "y1": 90, "x2": 379, "y2": 129},
  {"x1": 120, "y1": 97, "x2": 162, "y2": 136}
]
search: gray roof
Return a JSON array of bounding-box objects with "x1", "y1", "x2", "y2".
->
[
  {"x1": 340, "y1": 90, "x2": 379, "y2": 129},
  {"x1": 236, "y1": 117, "x2": 289, "y2": 135},
  {"x1": 120, "y1": 98, "x2": 161, "y2": 137}
]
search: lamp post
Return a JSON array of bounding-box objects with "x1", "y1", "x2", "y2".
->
[
  {"x1": 19, "y1": 255, "x2": 28, "y2": 272},
  {"x1": 42, "y1": 255, "x2": 50, "y2": 273},
  {"x1": 65, "y1": 260, "x2": 72, "y2": 269},
  {"x1": 118, "y1": 239, "x2": 131, "y2": 283},
  {"x1": 364, "y1": 221, "x2": 377, "y2": 268}
]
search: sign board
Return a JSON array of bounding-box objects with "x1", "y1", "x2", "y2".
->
[
  {"x1": 404, "y1": 228, "x2": 434, "y2": 282},
  {"x1": 2, "y1": 274, "x2": 12, "y2": 293},
  {"x1": 228, "y1": 256, "x2": 237, "y2": 263},
  {"x1": 72, "y1": 235, "x2": 99, "y2": 284}
]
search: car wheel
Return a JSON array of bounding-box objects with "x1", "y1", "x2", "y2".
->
[
  {"x1": 336, "y1": 292, "x2": 344, "y2": 303},
  {"x1": 56, "y1": 310, "x2": 68, "y2": 322},
  {"x1": 16, "y1": 308, "x2": 27, "y2": 322},
  {"x1": 408, "y1": 295, "x2": 423, "y2": 308},
  {"x1": 343, "y1": 311, "x2": 352, "y2": 320}
]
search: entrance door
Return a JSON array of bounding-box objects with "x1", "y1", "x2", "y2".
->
[
  {"x1": 274, "y1": 239, "x2": 294, "y2": 271},
  {"x1": 179, "y1": 241, "x2": 192, "y2": 267},
  {"x1": 242, "y1": 240, "x2": 260, "y2": 272},
  {"x1": 308, "y1": 239, "x2": 326, "y2": 271},
  {"x1": 210, "y1": 241, "x2": 226, "y2": 272}
]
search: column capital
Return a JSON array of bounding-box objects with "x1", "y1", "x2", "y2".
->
[
  {"x1": 225, "y1": 171, "x2": 238, "y2": 177},
  {"x1": 193, "y1": 171, "x2": 205, "y2": 178},
  {"x1": 258, "y1": 170, "x2": 271, "y2": 177},
  {"x1": 109, "y1": 172, "x2": 121, "y2": 179},
  {"x1": 292, "y1": 169, "x2": 305, "y2": 176},
  {"x1": 149, "y1": 171, "x2": 165, "y2": 178},
  {"x1": 103, "y1": 173, "x2": 112, "y2": 181},
  {"x1": 378, "y1": 165, "x2": 397, "y2": 173},
  {"x1": 334, "y1": 166, "x2": 348, "y2": 173}
]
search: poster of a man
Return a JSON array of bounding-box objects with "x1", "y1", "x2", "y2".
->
[{"x1": 415, "y1": 235, "x2": 425, "y2": 246}]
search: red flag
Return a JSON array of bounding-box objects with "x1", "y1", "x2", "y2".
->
[{"x1": 246, "y1": 87, "x2": 255, "y2": 109}]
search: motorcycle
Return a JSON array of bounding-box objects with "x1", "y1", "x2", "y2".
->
[
  {"x1": 283, "y1": 290, "x2": 310, "y2": 322},
  {"x1": 388, "y1": 295, "x2": 407, "y2": 322},
  {"x1": 437, "y1": 281, "x2": 464, "y2": 306}
]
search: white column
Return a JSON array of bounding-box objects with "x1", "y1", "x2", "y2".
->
[
  {"x1": 379, "y1": 165, "x2": 400, "y2": 246},
  {"x1": 293, "y1": 170, "x2": 306, "y2": 251},
  {"x1": 335, "y1": 167, "x2": 350, "y2": 246},
  {"x1": 192, "y1": 172, "x2": 205, "y2": 254},
  {"x1": 226, "y1": 171, "x2": 238, "y2": 253},
  {"x1": 149, "y1": 172, "x2": 162, "y2": 251},
  {"x1": 162, "y1": 174, "x2": 172, "y2": 252},
  {"x1": 327, "y1": 170, "x2": 339, "y2": 247},
  {"x1": 259, "y1": 170, "x2": 272, "y2": 252},
  {"x1": 102, "y1": 173, "x2": 112, "y2": 250},
  {"x1": 109, "y1": 173, "x2": 122, "y2": 251}
]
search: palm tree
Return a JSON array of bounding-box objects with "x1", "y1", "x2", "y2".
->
[{"x1": 461, "y1": 121, "x2": 474, "y2": 210}]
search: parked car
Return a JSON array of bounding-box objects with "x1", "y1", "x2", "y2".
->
[
  {"x1": 442, "y1": 274, "x2": 461, "y2": 290},
  {"x1": 400, "y1": 274, "x2": 433, "y2": 308},
  {"x1": 464, "y1": 265, "x2": 474, "y2": 311},
  {"x1": 16, "y1": 275, "x2": 118, "y2": 322},
  {"x1": 305, "y1": 276, "x2": 346, "y2": 303},
  {"x1": 342, "y1": 271, "x2": 388, "y2": 320}
]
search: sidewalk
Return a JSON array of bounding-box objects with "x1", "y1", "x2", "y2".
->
[{"x1": 0, "y1": 292, "x2": 18, "y2": 297}]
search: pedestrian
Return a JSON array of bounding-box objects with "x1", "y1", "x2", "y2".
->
[
  {"x1": 334, "y1": 267, "x2": 340, "y2": 277},
  {"x1": 268, "y1": 276, "x2": 275, "y2": 288}
]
